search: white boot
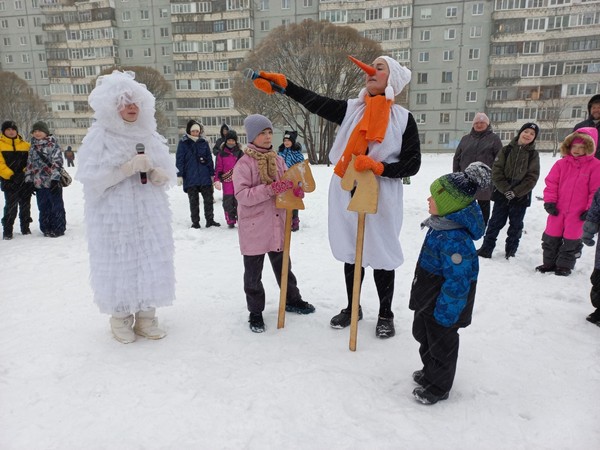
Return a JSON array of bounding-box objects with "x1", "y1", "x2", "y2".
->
[
  {"x1": 109, "y1": 314, "x2": 136, "y2": 344},
  {"x1": 134, "y1": 308, "x2": 167, "y2": 339}
]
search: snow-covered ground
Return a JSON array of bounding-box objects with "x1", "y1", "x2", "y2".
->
[{"x1": 1, "y1": 153, "x2": 598, "y2": 450}]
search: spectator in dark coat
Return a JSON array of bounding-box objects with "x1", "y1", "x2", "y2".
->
[
  {"x1": 176, "y1": 120, "x2": 220, "y2": 228},
  {"x1": 212, "y1": 123, "x2": 230, "y2": 157},
  {"x1": 574, "y1": 94, "x2": 600, "y2": 158},
  {"x1": 581, "y1": 186, "x2": 600, "y2": 326},
  {"x1": 453, "y1": 112, "x2": 502, "y2": 225}
]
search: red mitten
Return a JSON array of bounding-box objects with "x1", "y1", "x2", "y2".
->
[
  {"x1": 293, "y1": 187, "x2": 305, "y2": 198},
  {"x1": 354, "y1": 155, "x2": 384, "y2": 176},
  {"x1": 270, "y1": 179, "x2": 294, "y2": 195},
  {"x1": 252, "y1": 71, "x2": 288, "y2": 95}
]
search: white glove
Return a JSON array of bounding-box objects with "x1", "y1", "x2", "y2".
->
[
  {"x1": 213, "y1": 180, "x2": 222, "y2": 191},
  {"x1": 149, "y1": 167, "x2": 169, "y2": 186},
  {"x1": 120, "y1": 154, "x2": 152, "y2": 177},
  {"x1": 177, "y1": 177, "x2": 183, "y2": 186}
]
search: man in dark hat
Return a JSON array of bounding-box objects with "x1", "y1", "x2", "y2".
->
[
  {"x1": 574, "y1": 94, "x2": 600, "y2": 158},
  {"x1": 64, "y1": 145, "x2": 75, "y2": 167},
  {"x1": 477, "y1": 123, "x2": 541, "y2": 259},
  {"x1": 0, "y1": 120, "x2": 34, "y2": 239}
]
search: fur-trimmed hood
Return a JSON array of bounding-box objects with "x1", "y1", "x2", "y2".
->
[{"x1": 561, "y1": 127, "x2": 598, "y2": 156}]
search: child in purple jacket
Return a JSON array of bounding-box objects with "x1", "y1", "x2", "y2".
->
[
  {"x1": 214, "y1": 130, "x2": 243, "y2": 228},
  {"x1": 537, "y1": 127, "x2": 600, "y2": 276},
  {"x1": 232, "y1": 114, "x2": 315, "y2": 333}
]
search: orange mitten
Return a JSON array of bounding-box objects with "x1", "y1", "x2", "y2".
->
[
  {"x1": 354, "y1": 155, "x2": 384, "y2": 176},
  {"x1": 252, "y1": 71, "x2": 288, "y2": 95}
]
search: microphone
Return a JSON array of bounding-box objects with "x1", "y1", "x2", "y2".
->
[
  {"x1": 136, "y1": 143, "x2": 147, "y2": 184},
  {"x1": 243, "y1": 68, "x2": 285, "y2": 94}
]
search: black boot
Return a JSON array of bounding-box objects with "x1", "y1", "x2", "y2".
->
[
  {"x1": 206, "y1": 219, "x2": 221, "y2": 227},
  {"x1": 248, "y1": 312, "x2": 265, "y2": 333},
  {"x1": 330, "y1": 307, "x2": 362, "y2": 329}
]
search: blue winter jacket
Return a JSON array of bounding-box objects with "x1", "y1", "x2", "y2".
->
[
  {"x1": 409, "y1": 202, "x2": 485, "y2": 327},
  {"x1": 176, "y1": 135, "x2": 214, "y2": 192},
  {"x1": 277, "y1": 143, "x2": 304, "y2": 169}
]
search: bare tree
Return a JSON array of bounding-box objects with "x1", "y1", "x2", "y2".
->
[
  {"x1": 97, "y1": 66, "x2": 171, "y2": 134},
  {"x1": 0, "y1": 71, "x2": 49, "y2": 136},
  {"x1": 232, "y1": 20, "x2": 383, "y2": 164},
  {"x1": 534, "y1": 96, "x2": 577, "y2": 156}
]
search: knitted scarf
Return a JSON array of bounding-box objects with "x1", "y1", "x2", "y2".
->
[
  {"x1": 334, "y1": 94, "x2": 392, "y2": 178},
  {"x1": 244, "y1": 146, "x2": 278, "y2": 185}
]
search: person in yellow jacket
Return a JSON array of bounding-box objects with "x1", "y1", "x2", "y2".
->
[{"x1": 0, "y1": 121, "x2": 34, "y2": 240}]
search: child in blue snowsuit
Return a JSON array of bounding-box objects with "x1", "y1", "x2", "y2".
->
[
  {"x1": 277, "y1": 130, "x2": 305, "y2": 231},
  {"x1": 409, "y1": 162, "x2": 491, "y2": 404},
  {"x1": 581, "y1": 187, "x2": 600, "y2": 326}
]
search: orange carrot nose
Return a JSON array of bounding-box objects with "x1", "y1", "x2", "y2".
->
[{"x1": 348, "y1": 56, "x2": 376, "y2": 76}]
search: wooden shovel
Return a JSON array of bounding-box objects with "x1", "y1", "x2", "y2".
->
[
  {"x1": 340, "y1": 155, "x2": 379, "y2": 351},
  {"x1": 274, "y1": 160, "x2": 316, "y2": 329}
]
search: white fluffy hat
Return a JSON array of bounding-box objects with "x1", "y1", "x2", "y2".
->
[{"x1": 378, "y1": 56, "x2": 411, "y2": 101}]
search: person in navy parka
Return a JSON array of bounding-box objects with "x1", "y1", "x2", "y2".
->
[
  {"x1": 409, "y1": 162, "x2": 491, "y2": 405},
  {"x1": 176, "y1": 120, "x2": 220, "y2": 228}
]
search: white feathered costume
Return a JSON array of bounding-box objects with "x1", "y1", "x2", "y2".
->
[{"x1": 76, "y1": 71, "x2": 177, "y2": 314}]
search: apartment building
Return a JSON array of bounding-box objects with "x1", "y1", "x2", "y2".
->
[{"x1": 1, "y1": 0, "x2": 599, "y2": 152}]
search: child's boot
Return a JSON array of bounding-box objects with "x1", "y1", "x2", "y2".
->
[
  {"x1": 109, "y1": 314, "x2": 136, "y2": 343},
  {"x1": 134, "y1": 308, "x2": 167, "y2": 339},
  {"x1": 291, "y1": 216, "x2": 300, "y2": 232}
]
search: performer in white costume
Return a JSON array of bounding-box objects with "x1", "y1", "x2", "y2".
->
[
  {"x1": 76, "y1": 71, "x2": 177, "y2": 344},
  {"x1": 251, "y1": 56, "x2": 421, "y2": 338}
]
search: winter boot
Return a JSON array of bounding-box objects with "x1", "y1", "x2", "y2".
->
[
  {"x1": 134, "y1": 309, "x2": 167, "y2": 339},
  {"x1": 555, "y1": 267, "x2": 572, "y2": 277},
  {"x1": 109, "y1": 314, "x2": 136, "y2": 344},
  {"x1": 3, "y1": 225, "x2": 13, "y2": 240},
  {"x1": 191, "y1": 222, "x2": 201, "y2": 229},
  {"x1": 330, "y1": 306, "x2": 363, "y2": 329},
  {"x1": 249, "y1": 312, "x2": 265, "y2": 333},
  {"x1": 206, "y1": 219, "x2": 221, "y2": 227},
  {"x1": 586, "y1": 309, "x2": 600, "y2": 327},
  {"x1": 476, "y1": 247, "x2": 492, "y2": 258},
  {"x1": 412, "y1": 370, "x2": 427, "y2": 387},
  {"x1": 291, "y1": 216, "x2": 300, "y2": 232},
  {"x1": 20, "y1": 224, "x2": 31, "y2": 235},
  {"x1": 285, "y1": 298, "x2": 315, "y2": 314},
  {"x1": 375, "y1": 316, "x2": 395, "y2": 338},
  {"x1": 413, "y1": 386, "x2": 449, "y2": 405},
  {"x1": 535, "y1": 264, "x2": 556, "y2": 273}
]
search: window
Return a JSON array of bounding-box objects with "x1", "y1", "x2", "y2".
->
[
  {"x1": 567, "y1": 83, "x2": 598, "y2": 96},
  {"x1": 40, "y1": 69, "x2": 48, "y2": 79},
  {"x1": 260, "y1": 20, "x2": 270, "y2": 31},
  {"x1": 439, "y1": 133, "x2": 450, "y2": 144},
  {"x1": 525, "y1": 17, "x2": 546, "y2": 31},
  {"x1": 125, "y1": 49, "x2": 133, "y2": 58},
  {"x1": 443, "y1": 50, "x2": 454, "y2": 61},
  {"x1": 3, "y1": 37, "x2": 9, "y2": 46},
  {"x1": 160, "y1": 27, "x2": 169, "y2": 37},
  {"x1": 420, "y1": 7, "x2": 431, "y2": 20},
  {"x1": 492, "y1": 90, "x2": 508, "y2": 100},
  {"x1": 416, "y1": 114, "x2": 427, "y2": 125},
  {"x1": 467, "y1": 69, "x2": 479, "y2": 81},
  {"x1": 571, "y1": 107, "x2": 584, "y2": 119},
  {"x1": 14, "y1": 0, "x2": 23, "y2": 9},
  {"x1": 141, "y1": 29, "x2": 151, "y2": 39},
  {"x1": 416, "y1": 93, "x2": 427, "y2": 104},
  {"x1": 122, "y1": 11, "x2": 131, "y2": 21},
  {"x1": 140, "y1": 10, "x2": 149, "y2": 20},
  {"x1": 24, "y1": 70, "x2": 31, "y2": 80},
  {"x1": 259, "y1": 0, "x2": 269, "y2": 10},
  {"x1": 5, "y1": 54, "x2": 13, "y2": 63},
  {"x1": 446, "y1": 7, "x2": 457, "y2": 18},
  {"x1": 366, "y1": 8, "x2": 382, "y2": 21},
  {"x1": 21, "y1": 53, "x2": 30, "y2": 63},
  {"x1": 1, "y1": 19, "x2": 8, "y2": 28},
  {"x1": 303, "y1": 0, "x2": 312, "y2": 6},
  {"x1": 466, "y1": 91, "x2": 477, "y2": 102},
  {"x1": 445, "y1": 28, "x2": 456, "y2": 40},
  {"x1": 440, "y1": 113, "x2": 450, "y2": 124},
  {"x1": 472, "y1": 3, "x2": 483, "y2": 15},
  {"x1": 417, "y1": 73, "x2": 428, "y2": 84},
  {"x1": 441, "y1": 92, "x2": 452, "y2": 104},
  {"x1": 38, "y1": 52, "x2": 45, "y2": 62},
  {"x1": 143, "y1": 48, "x2": 152, "y2": 57},
  {"x1": 159, "y1": 8, "x2": 168, "y2": 18},
  {"x1": 419, "y1": 52, "x2": 430, "y2": 62},
  {"x1": 470, "y1": 26, "x2": 482, "y2": 38},
  {"x1": 523, "y1": 41, "x2": 541, "y2": 54},
  {"x1": 420, "y1": 30, "x2": 430, "y2": 41},
  {"x1": 19, "y1": 36, "x2": 27, "y2": 45},
  {"x1": 465, "y1": 112, "x2": 475, "y2": 122},
  {"x1": 442, "y1": 71, "x2": 453, "y2": 83},
  {"x1": 0, "y1": 2, "x2": 5, "y2": 11},
  {"x1": 163, "y1": 65, "x2": 172, "y2": 75},
  {"x1": 468, "y1": 48, "x2": 480, "y2": 60},
  {"x1": 161, "y1": 46, "x2": 169, "y2": 56},
  {"x1": 17, "y1": 17, "x2": 25, "y2": 27}
]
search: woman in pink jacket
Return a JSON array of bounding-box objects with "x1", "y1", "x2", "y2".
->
[
  {"x1": 232, "y1": 114, "x2": 315, "y2": 333},
  {"x1": 537, "y1": 127, "x2": 600, "y2": 276}
]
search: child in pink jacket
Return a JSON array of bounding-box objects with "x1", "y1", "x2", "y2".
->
[
  {"x1": 232, "y1": 114, "x2": 315, "y2": 333},
  {"x1": 537, "y1": 127, "x2": 600, "y2": 276},
  {"x1": 214, "y1": 130, "x2": 243, "y2": 228}
]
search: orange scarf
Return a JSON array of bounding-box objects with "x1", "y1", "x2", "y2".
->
[{"x1": 334, "y1": 95, "x2": 392, "y2": 178}]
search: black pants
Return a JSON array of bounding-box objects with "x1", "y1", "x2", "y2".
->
[
  {"x1": 480, "y1": 198, "x2": 527, "y2": 254},
  {"x1": 187, "y1": 185, "x2": 214, "y2": 225},
  {"x1": 67, "y1": 160, "x2": 74, "y2": 167},
  {"x1": 2, "y1": 187, "x2": 32, "y2": 232},
  {"x1": 412, "y1": 311, "x2": 460, "y2": 395},
  {"x1": 222, "y1": 193, "x2": 238, "y2": 225},
  {"x1": 344, "y1": 263, "x2": 395, "y2": 319},
  {"x1": 243, "y1": 251, "x2": 301, "y2": 313}
]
